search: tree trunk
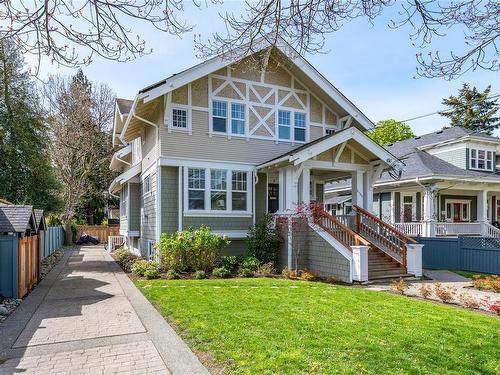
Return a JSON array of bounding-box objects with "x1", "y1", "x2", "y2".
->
[{"x1": 64, "y1": 221, "x2": 73, "y2": 245}]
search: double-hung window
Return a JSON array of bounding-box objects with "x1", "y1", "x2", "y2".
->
[
  {"x1": 172, "y1": 108, "x2": 187, "y2": 129},
  {"x1": 188, "y1": 168, "x2": 205, "y2": 210},
  {"x1": 231, "y1": 103, "x2": 245, "y2": 135},
  {"x1": 278, "y1": 110, "x2": 307, "y2": 142},
  {"x1": 470, "y1": 149, "x2": 494, "y2": 171},
  {"x1": 212, "y1": 101, "x2": 227, "y2": 133},
  {"x1": 186, "y1": 167, "x2": 250, "y2": 214},
  {"x1": 231, "y1": 171, "x2": 247, "y2": 211},
  {"x1": 143, "y1": 175, "x2": 151, "y2": 195},
  {"x1": 210, "y1": 169, "x2": 227, "y2": 210}
]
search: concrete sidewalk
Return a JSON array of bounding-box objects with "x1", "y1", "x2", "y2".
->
[{"x1": 0, "y1": 245, "x2": 208, "y2": 375}]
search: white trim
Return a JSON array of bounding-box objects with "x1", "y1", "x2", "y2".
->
[
  {"x1": 178, "y1": 166, "x2": 183, "y2": 232},
  {"x1": 401, "y1": 192, "x2": 417, "y2": 222},
  {"x1": 211, "y1": 230, "x2": 248, "y2": 239},
  {"x1": 156, "y1": 163, "x2": 161, "y2": 241},
  {"x1": 169, "y1": 106, "x2": 192, "y2": 133},
  {"x1": 444, "y1": 199, "x2": 471, "y2": 222},
  {"x1": 160, "y1": 156, "x2": 256, "y2": 170}
]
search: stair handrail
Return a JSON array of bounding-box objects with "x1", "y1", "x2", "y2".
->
[
  {"x1": 314, "y1": 209, "x2": 371, "y2": 250},
  {"x1": 353, "y1": 205, "x2": 416, "y2": 268}
]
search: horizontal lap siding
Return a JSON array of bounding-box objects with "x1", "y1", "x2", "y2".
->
[
  {"x1": 161, "y1": 110, "x2": 301, "y2": 165},
  {"x1": 255, "y1": 173, "x2": 267, "y2": 222},
  {"x1": 141, "y1": 171, "x2": 157, "y2": 253},
  {"x1": 161, "y1": 166, "x2": 179, "y2": 235},
  {"x1": 129, "y1": 183, "x2": 141, "y2": 232},
  {"x1": 183, "y1": 217, "x2": 253, "y2": 231},
  {"x1": 120, "y1": 185, "x2": 128, "y2": 233},
  {"x1": 433, "y1": 148, "x2": 466, "y2": 169},
  {"x1": 223, "y1": 240, "x2": 247, "y2": 256}
]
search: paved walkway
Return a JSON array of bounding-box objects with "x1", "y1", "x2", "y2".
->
[{"x1": 0, "y1": 246, "x2": 208, "y2": 375}]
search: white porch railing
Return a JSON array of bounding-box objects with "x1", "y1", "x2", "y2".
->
[
  {"x1": 436, "y1": 222, "x2": 482, "y2": 236},
  {"x1": 482, "y1": 223, "x2": 500, "y2": 238},
  {"x1": 107, "y1": 235, "x2": 125, "y2": 252},
  {"x1": 393, "y1": 222, "x2": 424, "y2": 237}
]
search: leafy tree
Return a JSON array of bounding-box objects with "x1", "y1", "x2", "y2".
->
[
  {"x1": 0, "y1": 39, "x2": 60, "y2": 211},
  {"x1": 440, "y1": 84, "x2": 500, "y2": 135},
  {"x1": 367, "y1": 119, "x2": 416, "y2": 146}
]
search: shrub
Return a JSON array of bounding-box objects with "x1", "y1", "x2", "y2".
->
[
  {"x1": 419, "y1": 284, "x2": 432, "y2": 299},
  {"x1": 390, "y1": 278, "x2": 408, "y2": 295},
  {"x1": 45, "y1": 213, "x2": 62, "y2": 226},
  {"x1": 281, "y1": 266, "x2": 298, "y2": 279},
  {"x1": 240, "y1": 256, "x2": 261, "y2": 272},
  {"x1": 472, "y1": 275, "x2": 500, "y2": 293},
  {"x1": 238, "y1": 267, "x2": 254, "y2": 278},
  {"x1": 144, "y1": 268, "x2": 159, "y2": 279},
  {"x1": 254, "y1": 262, "x2": 275, "y2": 277},
  {"x1": 212, "y1": 267, "x2": 232, "y2": 278},
  {"x1": 114, "y1": 248, "x2": 140, "y2": 273},
  {"x1": 166, "y1": 270, "x2": 180, "y2": 280},
  {"x1": 131, "y1": 260, "x2": 158, "y2": 277},
  {"x1": 458, "y1": 294, "x2": 480, "y2": 309},
  {"x1": 434, "y1": 283, "x2": 455, "y2": 303},
  {"x1": 246, "y1": 214, "x2": 282, "y2": 264},
  {"x1": 157, "y1": 232, "x2": 189, "y2": 272},
  {"x1": 187, "y1": 225, "x2": 230, "y2": 272},
  {"x1": 220, "y1": 256, "x2": 239, "y2": 272},
  {"x1": 300, "y1": 270, "x2": 316, "y2": 281},
  {"x1": 194, "y1": 270, "x2": 206, "y2": 279}
]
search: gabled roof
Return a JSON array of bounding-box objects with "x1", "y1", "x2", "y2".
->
[
  {"x1": 120, "y1": 36, "x2": 375, "y2": 141},
  {"x1": 34, "y1": 209, "x2": 46, "y2": 231},
  {"x1": 0, "y1": 205, "x2": 37, "y2": 233},
  {"x1": 116, "y1": 98, "x2": 133, "y2": 115}
]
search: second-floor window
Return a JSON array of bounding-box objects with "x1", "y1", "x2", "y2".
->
[
  {"x1": 212, "y1": 100, "x2": 246, "y2": 135},
  {"x1": 172, "y1": 108, "x2": 187, "y2": 129},
  {"x1": 470, "y1": 149, "x2": 494, "y2": 171},
  {"x1": 143, "y1": 175, "x2": 152, "y2": 195},
  {"x1": 278, "y1": 110, "x2": 307, "y2": 142}
]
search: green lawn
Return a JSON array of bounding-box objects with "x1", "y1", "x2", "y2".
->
[{"x1": 136, "y1": 278, "x2": 500, "y2": 375}]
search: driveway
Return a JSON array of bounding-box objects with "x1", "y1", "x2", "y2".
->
[{"x1": 0, "y1": 245, "x2": 208, "y2": 375}]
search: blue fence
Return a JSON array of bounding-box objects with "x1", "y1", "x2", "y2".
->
[
  {"x1": 418, "y1": 236, "x2": 500, "y2": 274},
  {"x1": 42, "y1": 226, "x2": 65, "y2": 258},
  {"x1": 0, "y1": 235, "x2": 18, "y2": 298}
]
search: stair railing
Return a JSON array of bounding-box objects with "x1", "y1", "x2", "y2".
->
[
  {"x1": 313, "y1": 209, "x2": 370, "y2": 250},
  {"x1": 353, "y1": 205, "x2": 416, "y2": 268}
]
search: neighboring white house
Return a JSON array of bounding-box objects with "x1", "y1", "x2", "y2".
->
[
  {"x1": 108, "y1": 37, "x2": 421, "y2": 282},
  {"x1": 325, "y1": 127, "x2": 500, "y2": 238}
]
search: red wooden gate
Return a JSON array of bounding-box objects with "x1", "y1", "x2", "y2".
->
[{"x1": 18, "y1": 235, "x2": 39, "y2": 298}]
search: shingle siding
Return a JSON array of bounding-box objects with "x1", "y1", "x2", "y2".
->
[
  {"x1": 160, "y1": 166, "x2": 179, "y2": 235},
  {"x1": 129, "y1": 183, "x2": 141, "y2": 232},
  {"x1": 182, "y1": 217, "x2": 253, "y2": 231}
]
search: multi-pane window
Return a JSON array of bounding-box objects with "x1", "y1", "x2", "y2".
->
[
  {"x1": 143, "y1": 175, "x2": 151, "y2": 195},
  {"x1": 210, "y1": 169, "x2": 227, "y2": 210},
  {"x1": 325, "y1": 127, "x2": 336, "y2": 136},
  {"x1": 278, "y1": 110, "x2": 307, "y2": 142},
  {"x1": 188, "y1": 168, "x2": 205, "y2": 210},
  {"x1": 278, "y1": 110, "x2": 291, "y2": 140},
  {"x1": 231, "y1": 103, "x2": 245, "y2": 135},
  {"x1": 470, "y1": 149, "x2": 494, "y2": 171},
  {"x1": 186, "y1": 168, "x2": 249, "y2": 213},
  {"x1": 212, "y1": 101, "x2": 227, "y2": 132},
  {"x1": 172, "y1": 109, "x2": 187, "y2": 129},
  {"x1": 232, "y1": 171, "x2": 247, "y2": 211},
  {"x1": 294, "y1": 113, "x2": 306, "y2": 142}
]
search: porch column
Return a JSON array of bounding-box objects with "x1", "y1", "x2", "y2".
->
[
  {"x1": 351, "y1": 170, "x2": 364, "y2": 209},
  {"x1": 422, "y1": 185, "x2": 437, "y2": 237},
  {"x1": 363, "y1": 171, "x2": 374, "y2": 213},
  {"x1": 477, "y1": 190, "x2": 488, "y2": 223},
  {"x1": 278, "y1": 168, "x2": 285, "y2": 212},
  {"x1": 301, "y1": 168, "x2": 311, "y2": 205},
  {"x1": 284, "y1": 166, "x2": 298, "y2": 210}
]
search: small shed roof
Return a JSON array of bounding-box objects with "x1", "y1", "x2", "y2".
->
[
  {"x1": 0, "y1": 205, "x2": 37, "y2": 233},
  {"x1": 34, "y1": 209, "x2": 46, "y2": 231}
]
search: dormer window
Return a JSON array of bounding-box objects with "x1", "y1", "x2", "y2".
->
[{"x1": 470, "y1": 149, "x2": 494, "y2": 171}]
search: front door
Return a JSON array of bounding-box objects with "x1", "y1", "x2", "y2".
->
[
  {"x1": 453, "y1": 203, "x2": 461, "y2": 222},
  {"x1": 268, "y1": 184, "x2": 279, "y2": 213}
]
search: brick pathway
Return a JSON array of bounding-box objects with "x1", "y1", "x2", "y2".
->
[{"x1": 0, "y1": 246, "x2": 208, "y2": 375}]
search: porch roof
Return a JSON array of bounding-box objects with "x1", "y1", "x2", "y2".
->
[
  {"x1": 256, "y1": 126, "x2": 403, "y2": 171},
  {"x1": 109, "y1": 163, "x2": 141, "y2": 194}
]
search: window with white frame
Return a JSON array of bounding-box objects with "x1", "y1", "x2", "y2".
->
[
  {"x1": 185, "y1": 167, "x2": 249, "y2": 213},
  {"x1": 188, "y1": 168, "x2": 205, "y2": 210},
  {"x1": 470, "y1": 149, "x2": 494, "y2": 171},
  {"x1": 445, "y1": 199, "x2": 470, "y2": 222},
  {"x1": 210, "y1": 169, "x2": 227, "y2": 210},
  {"x1": 172, "y1": 108, "x2": 187, "y2": 129},
  {"x1": 231, "y1": 103, "x2": 245, "y2": 135},
  {"x1": 120, "y1": 187, "x2": 128, "y2": 216},
  {"x1": 325, "y1": 127, "x2": 336, "y2": 136},
  {"x1": 143, "y1": 175, "x2": 151, "y2": 195},
  {"x1": 212, "y1": 100, "x2": 227, "y2": 133},
  {"x1": 278, "y1": 110, "x2": 307, "y2": 142}
]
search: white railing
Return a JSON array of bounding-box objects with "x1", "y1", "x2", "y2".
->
[
  {"x1": 482, "y1": 223, "x2": 500, "y2": 238},
  {"x1": 393, "y1": 222, "x2": 424, "y2": 237},
  {"x1": 436, "y1": 222, "x2": 482, "y2": 236},
  {"x1": 107, "y1": 235, "x2": 125, "y2": 252}
]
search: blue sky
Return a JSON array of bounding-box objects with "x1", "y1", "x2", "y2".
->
[{"x1": 31, "y1": 1, "x2": 499, "y2": 135}]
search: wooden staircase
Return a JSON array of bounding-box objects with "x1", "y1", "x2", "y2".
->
[{"x1": 313, "y1": 206, "x2": 417, "y2": 281}]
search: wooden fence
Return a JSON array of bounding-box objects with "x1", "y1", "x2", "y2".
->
[
  {"x1": 18, "y1": 235, "x2": 39, "y2": 298},
  {"x1": 0, "y1": 235, "x2": 18, "y2": 298},
  {"x1": 40, "y1": 226, "x2": 65, "y2": 258},
  {"x1": 75, "y1": 225, "x2": 120, "y2": 243},
  {"x1": 418, "y1": 236, "x2": 500, "y2": 274}
]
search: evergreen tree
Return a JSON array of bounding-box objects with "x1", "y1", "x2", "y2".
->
[
  {"x1": 440, "y1": 84, "x2": 500, "y2": 135},
  {"x1": 0, "y1": 39, "x2": 60, "y2": 211}
]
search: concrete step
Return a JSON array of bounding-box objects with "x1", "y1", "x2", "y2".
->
[
  {"x1": 369, "y1": 268, "x2": 408, "y2": 278},
  {"x1": 367, "y1": 274, "x2": 416, "y2": 282}
]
